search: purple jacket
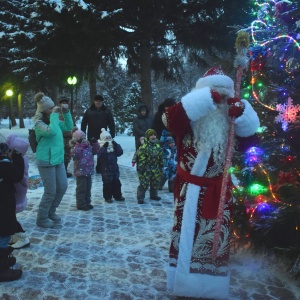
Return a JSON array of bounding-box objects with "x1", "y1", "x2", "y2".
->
[
  {"x1": 71, "y1": 141, "x2": 100, "y2": 177},
  {"x1": 6, "y1": 134, "x2": 29, "y2": 213}
]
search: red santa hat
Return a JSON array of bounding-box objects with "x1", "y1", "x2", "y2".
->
[{"x1": 195, "y1": 66, "x2": 234, "y2": 98}]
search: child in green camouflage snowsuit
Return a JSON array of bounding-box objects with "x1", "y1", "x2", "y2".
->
[{"x1": 136, "y1": 129, "x2": 163, "y2": 204}]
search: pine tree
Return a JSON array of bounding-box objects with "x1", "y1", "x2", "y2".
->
[
  {"x1": 117, "y1": 82, "x2": 142, "y2": 135},
  {"x1": 232, "y1": 1, "x2": 300, "y2": 275}
]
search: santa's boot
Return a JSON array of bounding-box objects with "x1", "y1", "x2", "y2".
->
[{"x1": 0, "y1": 248, "x2": 22, "y2": 282}]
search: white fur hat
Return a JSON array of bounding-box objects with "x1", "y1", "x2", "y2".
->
[
  {"x1": 195, "y1": 66, "x2": 234, "y2": 98},
  {"x1": 100, "y1": 128, "x2": 112, "y2": 141},
  {"x1": 34, "y1": 92, "x2": 55, "y2": 113}
]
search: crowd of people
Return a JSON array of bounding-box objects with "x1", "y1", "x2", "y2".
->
[
  {"x1": 0, "y1": 91, "x2": 176, "y2": 283},
  {"x1": 0, "y1": 66, "x2": 260, "y2": 300}
]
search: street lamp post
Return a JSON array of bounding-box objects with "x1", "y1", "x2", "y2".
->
[
  {"x1": 67, "y1": 76, "x2": 77, "y2": 114},
  {"x1": 6, "y1": 89, "x2": 13, "y2": 129}
]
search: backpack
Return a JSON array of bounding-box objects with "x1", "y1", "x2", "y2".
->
[{"x1": 28, "y1": 129, "x2": 41, "y2": 153}]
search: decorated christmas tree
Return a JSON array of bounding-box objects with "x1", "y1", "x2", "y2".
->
[{"x1": 232, "y1": 0, "x2": 300, "y2": 275}]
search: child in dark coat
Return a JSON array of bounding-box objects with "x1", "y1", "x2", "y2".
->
[
  {"x1": 0, "y1": 142, "x2": 24, "y2": 282},
  {"x1": 97, "y1": 128, "x2": 125, "y2": 203},
  {"x1": 136, "y1": 129, "x2": 163, "y2": 204},
  {"x1": 69, "y1": 129, "x2": 100, "y2": 210},
  {"x1": 6, "y1": 134, "x2": 31, "y2": 249}
]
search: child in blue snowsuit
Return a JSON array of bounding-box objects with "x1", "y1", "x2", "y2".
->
[{"x1": 159, "y1": 130, "x2": 177, "y2": 192}]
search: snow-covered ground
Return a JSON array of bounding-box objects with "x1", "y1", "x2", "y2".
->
[{"x1": 0, "y1": 118, "x2": 299, "y2": 299}]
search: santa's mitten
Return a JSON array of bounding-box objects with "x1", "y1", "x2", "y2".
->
[
  {"x1": 211, "y1": 90, "x2": 222, "y2": 104},
  {"x1": 227, "y1": 97, "x2": 244, "y2": 118}
]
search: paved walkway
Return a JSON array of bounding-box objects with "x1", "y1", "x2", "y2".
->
[{"x1": 0, "y1": 165, "x2": 299, "y2": 300}]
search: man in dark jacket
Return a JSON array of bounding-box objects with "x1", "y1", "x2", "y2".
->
[
  {"x1": 133, "y1": 104, "x2": 152, "y2": 150},
  {"x1": 81, "y1": 95, "x2": 115, "y2": 141},
  {"x1": 81, "y1": 94, "x2": 116, "y2": 173}
]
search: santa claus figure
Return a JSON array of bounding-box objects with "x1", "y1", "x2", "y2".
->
[{"x1": 163, "y1": 67, "x2": 260, "y2": 299}]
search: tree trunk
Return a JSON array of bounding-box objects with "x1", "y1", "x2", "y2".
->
[
  {"x1": 88, "y1": 65, "x2": 98, "y2": 104},
  {"x1": 140, "y1": 42, "x2": 153, "y2": 116},
  {"x1": 18, "y1": 93, "x2": 25, "y2": 128},
  {"x1": 9, "y1": 97, "x2": 17, "y2": 128}
]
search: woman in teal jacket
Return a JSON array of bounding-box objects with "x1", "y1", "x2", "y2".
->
[{"x1": 33, "y1": 92, "x2": 74, "y2": 228}]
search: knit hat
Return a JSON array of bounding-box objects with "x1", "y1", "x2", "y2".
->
[
  {"x1": 145, "y1": 129, "x2": 157, "y2": 140},
  {"x1": 72, "y1": 130, "x2": 86, "y2": 142},
  {"x1": 100, "y1": 128, "x2": 112, "y2": 141},
  {"x1": 195, "y1": 66, "x2": 234, "y2": 98},
  {"x1": 6, "y1": 134, "x2": 29, "y2": 156},
  {"x1": 0, "y1": 142, "x2": 9, "y2": 155},
  {"x1": 34, "y1": 92, "x2": 55, "y2": 113},
  {"x1": 94, "y1": 95, "x2": 104, "y2": 101},
  {"x1": 166, "y1": 136, "x2": 175, "y2": 145}
]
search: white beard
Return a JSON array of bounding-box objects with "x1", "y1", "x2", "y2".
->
[{"x1": 191, "y1": 103, "x2": 230, "y2": 165}]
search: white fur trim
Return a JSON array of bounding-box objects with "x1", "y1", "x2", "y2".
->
[
  {"x1": 181, "y1": 87, "x2": 216, "y2": 122},
  {"x1": 196, "y1": 75, "x2": 234, "y2": 98},
  {"x1": 234, "y1": 100, "x2": 260, "y2": 137},
  {"x1": 167, "y1": 265, "x2": 230, "y2": 299},
  {"x1": 167, "y1": 150, "x2": 231, "y2": 298}
]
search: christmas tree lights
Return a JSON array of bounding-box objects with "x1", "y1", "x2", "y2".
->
[{"x1": 232, "y1": 0, "x2": 300, "y2": 275}]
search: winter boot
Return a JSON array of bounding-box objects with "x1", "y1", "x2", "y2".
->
[
  {"x1": 168, "y1": 179, "x2": 174, "y2": 193},
  {"x1": 49, "y1": 208, "x2": 61, "y2": 222},
  {"x1": 0, "y1": 248, "x2": 22, "y2": 282},
  {"x1": 36, "y1": 220, "x2": 55, "y2": 228},
  {"x1": 9, "y1": 234, "x2": 18, "y2": 245},
  {"x1": 11, "y1": 233, "x2": 30, "y2": 250},
  {"x1": 113, "y1": 179, "x2": 125, "y2": 201},
  {"x1": 65, "y1": 162, "x2": 72, "y2": 178},
  {"x1": 150, "y1": 187, "x2": 161, "y2": 201},
  {"x1": 37, "y1": 198, "x2": 56, "y2": 228},
  {"x1": 1, "y1": 247, "x2": 16, "y2": 268},
  {"x1": 137, "y1": 185, "x2": 146, "y2": 204}
]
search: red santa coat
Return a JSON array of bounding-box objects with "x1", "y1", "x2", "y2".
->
[{"x1": 163, "y1": 86, "x2": 260, "y2": 299}]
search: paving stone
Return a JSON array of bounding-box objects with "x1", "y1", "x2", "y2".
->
[{"x1": 0, "y1": 166, "x2": 299, "y2": 300}]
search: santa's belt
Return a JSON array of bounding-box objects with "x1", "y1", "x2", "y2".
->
[{"x1": 177, "y1": 166, "x2": 223, "y2": 219}]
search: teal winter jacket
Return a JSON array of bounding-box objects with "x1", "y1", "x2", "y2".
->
[{"x1": 34, "y1": 111, "x2": 74, "y2": 166}]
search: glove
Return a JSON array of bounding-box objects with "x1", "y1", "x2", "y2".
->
[
  {"x1": 52, "y1": 106, "x2": 61, "y2": 113},
  {"x1": 90, "y1": 137, "x2": 97, "y2": 144},
  {"x1": 132, "y1": 162, "x2": 136, "y2": 167},
  {"x1": 61, "y1": 103, "x2": 69, "y2": 113},
  {"x1": 103, "y1": 142, "x2": 109, "y2": 148},
  {"x1": 227, "y1": 98, "x2": 244, "y2": 118},
  {"x1": 211, "y1": 89, "x2": 222, "y2": 104}
]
